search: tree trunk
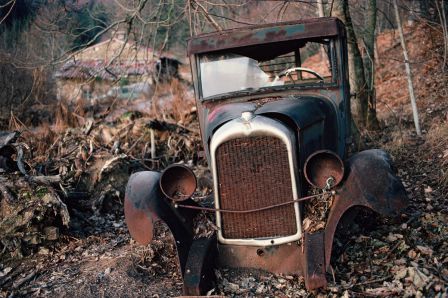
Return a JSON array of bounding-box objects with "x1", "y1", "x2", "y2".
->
[
  {"x1": 393, "y1": 0, "x2": 421, "y2": 136},
  {"x1": 364, "y1": 0, "x2": 380, "y2": 129},
  {"x1": 317, "y1": 0, "x2": 325, "y2": 17},
  {"x1": 435, "y1": 0, "x2": 448, "y2": 69},
  {"x1": 317, "y1": 0, "x2": 327, "y2": 62},
  {"x1": 332, "y1": 0, "x2": 368, "y2": 128}
]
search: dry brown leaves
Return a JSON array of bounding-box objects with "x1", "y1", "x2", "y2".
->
[
  {"x1": 303, "y1": 189, "x2": 334, "y2": 233},
  {"x1": 0, "y1": 79, "x2": 203, "y2": 261}
]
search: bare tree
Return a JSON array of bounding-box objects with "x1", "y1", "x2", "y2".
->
[
  {"x1": 364, "y1": 0, "x2": 380, "y2": 129},
  {"x1": 332, "y1": 0, "x2": 369, "y2": 128},
  {"x1": 435, "y1": 0, "x2": 448, "y2": 69},
  {"x1": 317, "y1": 0, "x2": 327, "y2": 62},
  {"x1": 393, "y1": 0, "x2": 421, "y2": 136}
]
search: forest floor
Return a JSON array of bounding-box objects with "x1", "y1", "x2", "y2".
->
[{"x1": 1, "y1": 21, "x2": 447, "y2": 297}]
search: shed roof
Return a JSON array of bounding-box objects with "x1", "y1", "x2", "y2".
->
[{"x1": 55, "y1": 60, "x2": 152, "y2": 81}]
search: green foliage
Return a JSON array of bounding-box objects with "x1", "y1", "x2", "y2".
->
[
  {"x1": 119, "y1": 77, "x2": 129, "y2": 87},
  {"x1": 67, "y1": 2, "x2": 111, "y2": 52},
  {"x1": 35, "y1": 187, "x2": 49, "y2": 198},
  {"x1": 0, "y1": 0, "x2": 41, "y2": 28},
  {"x1": 0, "y1": 0, "x2": 43, "y2": 46}
]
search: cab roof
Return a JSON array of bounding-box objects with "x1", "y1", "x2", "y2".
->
[{"x1": 187, "y1": 17, "x2": 344, "y2": 55}]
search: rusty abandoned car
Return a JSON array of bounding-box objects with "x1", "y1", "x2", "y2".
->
[{"x1": 124, "y1": 17, "x2": 408, "y2": 295}]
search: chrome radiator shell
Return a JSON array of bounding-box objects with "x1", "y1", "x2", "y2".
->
[{"x1": 210, "y1": 114, "x2": 302, "y2": 246}]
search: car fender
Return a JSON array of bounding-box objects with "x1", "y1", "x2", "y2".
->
[{"x1": 324, "y1": 149, "x2": 408, "y2": 268}]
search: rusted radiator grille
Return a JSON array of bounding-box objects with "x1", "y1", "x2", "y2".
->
[{"x1": 216, "y1": 136, "x2": 297, "y2": 239}]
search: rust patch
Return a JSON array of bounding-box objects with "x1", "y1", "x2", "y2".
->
[
  {"x1": 188, "y1": 17, "x2": 340, "y2": 55},
  {"x1": 160, "y1": 164, "x2": 197, "y2": 201},
  {"x1": 216, "y1": 136, "x2": 297, "y2": 239},
  {"x1": 218, "y1": 243, "x2": 303, "y2": 275},
  {"x1": 124, "y1": 196, "x2": 154, "y2": 245},
  {"x1": 304, "y1": 150, "x2": 345, "y2": 189}
]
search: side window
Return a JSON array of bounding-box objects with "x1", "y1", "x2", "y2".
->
[{"x1": 300, "y1": 41, "x2": 333, "y2": 79}]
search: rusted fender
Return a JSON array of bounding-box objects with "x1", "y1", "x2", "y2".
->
[
  {"x1": 324, "y1": 149, "x2": 408, "y2": 268},
  {"x1": 124, "y1": 171, "x2": 161, "y2": 245},
  {"x1": 124, "y1": 171, "x2": 197, "y2": 273}
]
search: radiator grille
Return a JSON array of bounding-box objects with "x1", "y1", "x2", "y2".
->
[{"x1": 216, "y1": 135, "x2": 297, "y2": 239}]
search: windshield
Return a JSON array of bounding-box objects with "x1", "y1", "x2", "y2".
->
[{"x1": 198, "y1": 39, "x2": 335, "y2": 99}]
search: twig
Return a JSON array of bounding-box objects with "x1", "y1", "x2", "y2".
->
[
  {"x1": 16, "y1": 145, "x2": 28, "y2": 176},
  {"x1": 349, "y1": 289, "x2": 399, "y2": 297},
  {"x1": 29, "y1": 175, "x2": 61, "y2": 185},
  {"x1": 13, "y1": 271, "x2": 37, "y2": 289},
  {"x1": 150, "y1": 128, "x2": 156, "y2": 159},
  {"x1": 354, "y1": 275, "x2": 391, "y2": 286},
  {"x1": 0, "y1": 0, "x2": 15, "y2": 25},
  {"x1": 191, "y1": 0, "x2": 222, "y2": 31},
  {"x1": 383, "y1": 240, "x2": 404, "y2": 260},
  {"x1": 125, "y1": 134, "x2": 145, "y2": 155},
  {"x1": 329, "y1": 264, "x2": 336, "y2": 284}
]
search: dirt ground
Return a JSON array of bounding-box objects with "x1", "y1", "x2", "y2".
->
[{"x1": 1, "y1": 22, "x2": 447, "y2": 297}]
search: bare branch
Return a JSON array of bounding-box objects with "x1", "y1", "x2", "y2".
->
[
  {"x1": 0, "y1": 0, "x2": 16, "y2": 24},
  {"x1": 191, "y1": 0, "x2": 223, "y2": 31}
]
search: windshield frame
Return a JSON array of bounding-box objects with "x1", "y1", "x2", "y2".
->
[{"x1": 196, "y1": 39, "x2": 339, "y2": 101}]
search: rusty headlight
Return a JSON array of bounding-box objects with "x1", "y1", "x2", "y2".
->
[{"x1": 304, "y1": 150, "x2": 344, "y2": 189}]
